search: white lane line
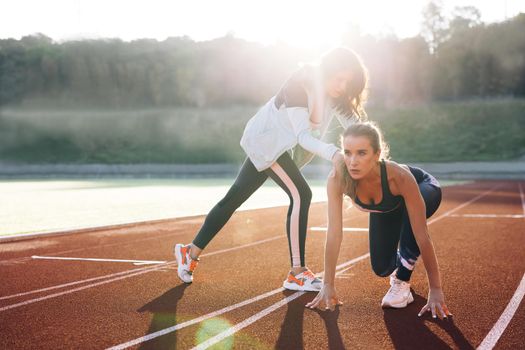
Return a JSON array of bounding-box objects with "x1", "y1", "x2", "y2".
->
[
  {"x1": 192, "y1": 292, "x2": 306, "y2": 350},
  {"x1": 449, "y1": 214, "x2": 525, "y2": 219},
  {"x1": 107, "y1": 287, "x2": 286, "y2": 350},
  {"x1": 110, "y1": 183, "x2": 500, "y2": 350},
  {"x1": 134, "y1": 262, "x2": 166, "y2": 266},
  {"x1": 427, "y1": 185, "x2": 501, "y2": 226},
  {"x1": 31, "y1": 256, "x2": 167, "y2": 265},
  {"x1": 0, "y1": 263, "x2": 170, "y2": 312},
  {"x1": 476, "y1": 182, "x2": 525, "y2": 349},
  {"x1": 0, "y1": 231, "x2": 179, "y2": 265},
  {"x1": 0, "y1": 235, "x2": 283, "y2": 306},
  {"x1": 336, "y1": 265, "x2": 356, "y2": 278},
  {"x1": 311, "y1": 227, "x2": 368, "y2": 232},
  {"x1": 519, "y1": 183, "x2": 525, "y2": 217},
  {"x1": 106, "y1": 253, "x2": 371, "y2": 350},
  {"x1": 190, "y1": 184, "x2": 503, "y2": 350},
  {"x1": 477, "y1": 272, "x2": 525, "y2": 350},
  {"x1": 191, "y1": 256, "x2": 368, "y2": 350},
  {"x1": 0, "y1": 257, "x2": 32, "y2": 266},
  {"x1": 0, "y1": 264, "x2": 166, "y2": 301}
]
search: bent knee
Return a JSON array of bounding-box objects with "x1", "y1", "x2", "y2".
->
[
  {"x1": 371, "y1": 262, "x2": 396, "y2": 277},
  {"x1": 298, "y1": 185, "x2": 312, "y2": 202},
  {"x1": 288, "y1": 184, "x2": 312, "y2": 205}
]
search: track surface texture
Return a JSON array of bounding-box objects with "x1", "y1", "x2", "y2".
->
[{"x1": 1, "y1": 181, "x2": 524, "y2": 350}]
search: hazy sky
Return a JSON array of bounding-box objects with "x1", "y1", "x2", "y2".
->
[{"x1": 1, "y1": 0, "x2": 524, "y2": 48}]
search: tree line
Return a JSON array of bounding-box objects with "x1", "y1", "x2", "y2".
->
[{"x1": 0, "y1": 3, "x2": 524, "y2": 109}]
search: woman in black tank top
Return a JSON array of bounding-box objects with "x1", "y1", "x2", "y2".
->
[
  {"x1": 307, "y1": 122, "x2": 451, "y2": 320},
  {"x1": 352, "y1": 159, "x2": 403, "y2": 213}
]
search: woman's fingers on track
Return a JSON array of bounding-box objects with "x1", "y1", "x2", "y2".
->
[
  {"x1": 443, "y1": 304, "x2": 453, "y2": 317},
  {"x1": 436, "y1": 303, "x2": 447, "y2": 319},
  {"x1": 306, "y1": 296, "x2": 321, "y2": 309},
  {"x1": 323, "y1": 297, "x2": 343, "y2": 311},
  {"x1": 307, "y1": 296, "x2": 341, "y2": 311},
  {"x1": 431, "y1": 303, "x2": 437, "y2": 318},
  {"x1": 418, "y1": 303, "x2": 430, "y2": 317},
  {"x1": 326, "y1": 297, "x2": 336, "y2": 311},
  {"x1": 419, "y1": 302, "x2": 452, "y2": 319}
]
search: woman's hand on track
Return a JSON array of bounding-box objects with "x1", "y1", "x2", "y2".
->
[
  {"x1": 305, "y1": 284, "x2": 343, "y2": 311},
  {"x1": 418, "y1": 287, "x2": 452, "y2": 319}
]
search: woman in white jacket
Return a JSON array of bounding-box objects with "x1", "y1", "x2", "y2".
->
[{"x1": 174, "y1": 47, "x2": 368, "y2": 292}]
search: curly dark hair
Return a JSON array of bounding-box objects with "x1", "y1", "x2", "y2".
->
[{"x1": 320, "y1": 47, "x2": 368, "y2": 120}]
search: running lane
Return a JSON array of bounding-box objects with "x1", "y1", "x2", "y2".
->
[{"x1": 0, "y1": 181, "x2": 523, "y2": 349}]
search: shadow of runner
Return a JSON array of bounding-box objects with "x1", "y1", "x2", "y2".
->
[
  {"x1": 275, "y1": 291, "x2": 347, "y2": 350},
  {"x1": 312, "y1": 307, "x2": 346, "y2": 350},
  {"x1": 275, "y1": 291, "x2": 305, "y2": 350},
  {"x1": 383, "y1": 292, "x2": 474, "y2": 350},
  {"x1": 136, "y1": 284, "x2": 190, "y2": 350}
]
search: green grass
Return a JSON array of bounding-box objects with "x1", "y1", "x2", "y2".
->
[
  {"x1": 369, "y1": 98, "x2": 525, "y2": 162},
  {"x1": 0, "y1": 98, "x2": 523, "y2": 164}
]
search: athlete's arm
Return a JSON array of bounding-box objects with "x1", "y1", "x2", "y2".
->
[
  {"x1": 396, "y1": 168, "x2": 451, "y2": 319},
  {"x1": 306, "y1": 166, "x2": 344, "y2": 311},
  {"x1": 287, "y1": 107, "x2": 339, "y2": 162}
]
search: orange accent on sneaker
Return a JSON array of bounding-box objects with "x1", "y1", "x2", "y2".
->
[
  {"x1": 303, "y1": 270, "x2": 315, "y2": 279},
  {"x1": 189, "y1": 259, "x2": 198, "y2": 273},
  {"x1": 181, "y1": 246, "x2": 188, "y2": 265},
  {"x1": 287, "y1": 274, "x2": 304, "y2": 286}
]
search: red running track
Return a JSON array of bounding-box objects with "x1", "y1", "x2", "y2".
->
[{"x1": 0, "y1": 180, "x2": 524, "y2": 349}]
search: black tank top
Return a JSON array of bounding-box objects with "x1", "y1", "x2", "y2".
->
[{"x1": 353, "y1": 160, "x2": 403, "y2": 213}]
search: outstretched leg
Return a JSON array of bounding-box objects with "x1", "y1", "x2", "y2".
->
[
  {"x1": 192, "y1": 157, "x2": 269, "y2": 250},
  {"x1": 174, "y1": 158, "x2": 267, "y2": 283}
]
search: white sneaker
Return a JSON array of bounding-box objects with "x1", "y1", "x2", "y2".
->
[
  {"x1": 174, "y1": 244, "x2": 199, "y2": 283},
  {"x1": 381, "y1": 276, "x2": 414, "y2": 308},
  {"x1": 283, "y1": 268, "x2": 322, "y2": 292}
]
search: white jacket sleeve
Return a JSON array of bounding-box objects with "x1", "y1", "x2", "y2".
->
[{"x1": 286, "y1": 107, "x2": 339, "y2": 162}]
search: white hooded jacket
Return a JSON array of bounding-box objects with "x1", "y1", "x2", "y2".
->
[{"x1": 240, "y1": 67, "x2": 355, "y2": 172}]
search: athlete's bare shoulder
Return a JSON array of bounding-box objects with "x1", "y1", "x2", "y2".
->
[
  {"x1": 384, "y1": 160, "x2": 413, "y2": 194},
  {"x1": 384, "y1": 159, "x2": 409, "y2": 177}
]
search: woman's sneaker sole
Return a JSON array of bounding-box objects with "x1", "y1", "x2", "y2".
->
[
  {"x1": 282, "y1": 281, "x2": 321, "y2": 292},
  {"x1": 282, "y1": 270, "x2": 322, "y2": 292}
]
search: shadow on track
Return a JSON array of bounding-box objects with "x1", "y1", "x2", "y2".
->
[
  {"x1": 383, "y1": 292, "x2": 474, "y2": 350},
  {"x1": 276, "y1": 291, "x2": 346, "y2": 349},
  {"x1": 136, "y1": 284, "x2": 190, "y2": 350},
  {"x1": 312, "y1": 306, "x2": 346, "y2": 349}
]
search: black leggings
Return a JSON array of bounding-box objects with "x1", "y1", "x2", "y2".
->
[
  {"x1": 369, "y1": 176, "x2": 442, "y2": 282},
  {"x1": 192, "y1": 152, "x2": 312, "y2": 267}
]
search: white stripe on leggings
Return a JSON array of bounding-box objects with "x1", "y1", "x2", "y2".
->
[{"x1": 270, "y1": 162, "x2": 302, "y2": 267}]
